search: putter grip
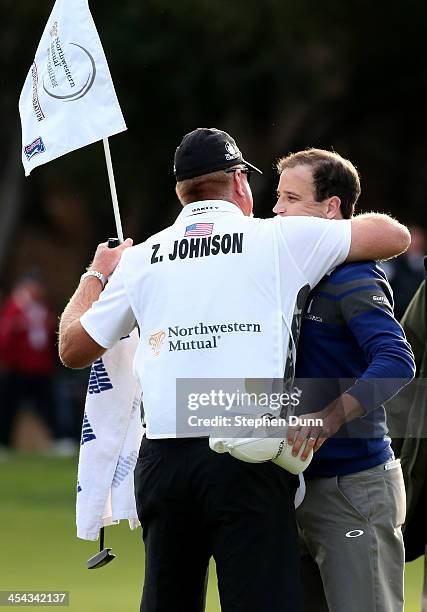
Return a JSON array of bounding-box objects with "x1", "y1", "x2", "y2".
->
[{"x1": 108, "y1": 237, "x2": 120, "y2": 249}]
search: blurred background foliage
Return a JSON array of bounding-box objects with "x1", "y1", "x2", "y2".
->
[
  {"x1": 0, "y1": 0, "x2": 427, "y2": 308},
  {"x1": 1, "y1": 3, "x2": 426, "y2": 607}
]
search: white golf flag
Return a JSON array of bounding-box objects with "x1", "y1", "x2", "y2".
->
[{"x1": 19, "y1": 0, "x2": 126, "y2": 176}]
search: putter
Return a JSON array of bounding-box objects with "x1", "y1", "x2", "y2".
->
[
  {"x1": 86, "y1": 238, "x2": 120, "y2": 570},
  {"x1": 87, "y1": 527, "x2": 116, "y2": 569}
]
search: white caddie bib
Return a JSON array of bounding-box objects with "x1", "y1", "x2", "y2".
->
[{"x1": 81, "y1": 200, "x2": 351, "y2": 438}]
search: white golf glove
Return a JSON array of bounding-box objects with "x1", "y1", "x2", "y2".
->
[{"x1": 209, "y1": 435, "x2": 313, "y2": 475}]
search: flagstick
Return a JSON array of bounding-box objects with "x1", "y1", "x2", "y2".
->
[{"x1": 103, "y1": 137, "x2": 124, "y2": 243}]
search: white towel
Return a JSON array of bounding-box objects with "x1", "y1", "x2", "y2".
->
[
  {"x1": 76, "y1": 329, "x2": 143, "y2": 541},
  {"x1": 294, "y1": 474, "x2": 306, "y2": 509}
]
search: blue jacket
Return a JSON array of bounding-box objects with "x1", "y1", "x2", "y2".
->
[{"x1": 295, "y1": 261, "x2": 415, "y2": 477}]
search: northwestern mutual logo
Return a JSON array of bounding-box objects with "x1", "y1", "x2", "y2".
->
[
  {"x1": 149, "y1": 321, "x2": 261, "y2": 355},
  {"x1": 88, "y1": 358, "x2": 113, "y2": 394},
  {"x1": 42, "y1": 20, "x2": 96, "y2": 102},
  {"x1": 149, "y1": 330, "x2": 166, "y2": 356}
]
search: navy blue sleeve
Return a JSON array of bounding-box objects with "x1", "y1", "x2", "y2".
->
[{"x1": 337, "y1": 264, "x2": 416, "y2": 413}]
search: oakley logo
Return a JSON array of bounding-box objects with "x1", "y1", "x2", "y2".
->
[{"x1": 345, "y1": 529, "x2": 364, "y2": 538}]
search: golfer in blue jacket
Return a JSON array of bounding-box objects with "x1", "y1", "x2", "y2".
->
[{"x1": 274, "y1": 148, "x2": 415, "y2": 612}]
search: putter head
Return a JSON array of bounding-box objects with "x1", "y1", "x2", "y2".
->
[{"x1": 87, "y1": 548, "x2": 116, "y2": 570}]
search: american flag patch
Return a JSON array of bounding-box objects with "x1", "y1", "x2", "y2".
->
[{"x1": 185, "y1": 223, "x2": 214, "y2": 237}]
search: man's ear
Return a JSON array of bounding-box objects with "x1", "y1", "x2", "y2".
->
[
  {"x1": 233, "y1": 169, "x2": 246, "y2": 198},
  {"x1": 325, "y1": 196, "x2": 341, "y2": 219}
]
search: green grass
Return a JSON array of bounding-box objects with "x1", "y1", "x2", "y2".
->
[
  {"x1": 0, "y1": 454, "x2": 221, "y2": 612},
  {"x1": 0, "y1": 454, "x2": 423, "y2": 611}
]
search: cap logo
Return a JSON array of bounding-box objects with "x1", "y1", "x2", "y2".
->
[{"x1": 224, "y1": 141, "x2": 240, "y2": 161}]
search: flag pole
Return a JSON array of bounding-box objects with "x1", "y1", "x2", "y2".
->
[{"x1": 103, "y1": 137, "x2": 124, "y2": 243}]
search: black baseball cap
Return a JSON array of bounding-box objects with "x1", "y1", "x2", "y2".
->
[{"x1": 174, "y1": 128, "x2": 262, "y2": 181}]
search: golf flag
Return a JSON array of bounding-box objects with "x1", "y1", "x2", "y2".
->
[{"x1": 19, "y1": 0, "x2": 126, "y2": 176}]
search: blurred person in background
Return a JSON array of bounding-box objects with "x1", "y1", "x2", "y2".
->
[
  {"x1": 391, "y1": 258, "x2": 427, "y2": 611},
  {"x1": 0, "y1": 271, "x2": 59, "y2": 450},
  {"x1": 383, "y1": 225, "x2": 426, "y2": 319},
  {"x1": 274, "y1": 149, "x2": 415, "y2": 612}
]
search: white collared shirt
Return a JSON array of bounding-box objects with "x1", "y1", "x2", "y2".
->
[{"x1": 81, "y1": 200, "x2": 351, "y2": 438}]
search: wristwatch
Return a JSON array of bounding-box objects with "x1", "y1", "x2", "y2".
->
[{"x1": 80, "y1": 270, "x2": 107, "y2": 288}]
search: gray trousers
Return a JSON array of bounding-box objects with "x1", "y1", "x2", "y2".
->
[
  {"x1": 423, "y1": 545, "x2": 427, "y2": 612},
  {"x1": 296, "y1": 460, "x2": 406, "y2": 612}
]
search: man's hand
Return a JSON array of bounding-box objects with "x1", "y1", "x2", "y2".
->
[
  {"x1": 286, "y1": 410, "x2": 339, "y2": 460},
  {"x1": 59, "y1": 237, "x2": 133, "y2": 369},
  {"x1": 286, "y1": 393, "x2": 365, "y2": 460},
  {"x1": 88, "y1": 238, "x2": 133, "y2": 276}
]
